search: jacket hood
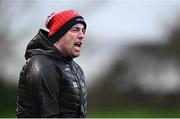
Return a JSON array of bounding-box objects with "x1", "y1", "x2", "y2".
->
[{"x1": 25, "y1": 29, "x2": 72, "y2": 61}]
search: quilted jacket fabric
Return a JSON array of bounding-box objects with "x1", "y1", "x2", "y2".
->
[{"x1": 16, "y1": 29, "x2": 87, "y2": 118}]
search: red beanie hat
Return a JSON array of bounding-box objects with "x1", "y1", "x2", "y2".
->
[{"x1": 45, "y1": 10, "x2": 87, "y2": 43}]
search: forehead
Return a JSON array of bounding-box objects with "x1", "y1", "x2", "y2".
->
[{"x1": 72, "y1": 23, "x2": 85, "y2": 29}]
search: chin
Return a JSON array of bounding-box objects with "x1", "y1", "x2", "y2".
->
[{"x1": 73, "y1": 53, "x2": 80, "y2": 58}]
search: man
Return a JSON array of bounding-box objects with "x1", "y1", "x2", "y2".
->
[{"x1": 16, "y1": 10, "x2": 87, "y2": 118}]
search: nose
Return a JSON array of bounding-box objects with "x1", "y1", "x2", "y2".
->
[{"x1": 78, "y1": 31, "x2": 85, "y2": 40}]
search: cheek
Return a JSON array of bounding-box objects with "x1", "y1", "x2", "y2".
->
[
  {"x1": 61, "y1": 34, "x2": 76, "y2": 48},
  {"x1": 66, "y1": 36, "x2": 75, "y2": 46}
]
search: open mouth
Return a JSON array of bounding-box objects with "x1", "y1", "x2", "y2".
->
[
  {"x1": 74, "y1": 42, "x2": 82, "y2": 52},
  {"x1": 74, "y1": 42, "x2": 82, "y2": 47}
]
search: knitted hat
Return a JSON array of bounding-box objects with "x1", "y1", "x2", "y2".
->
[{"x1": 45, "y1": 10, "x2": 87, "y2": 43}]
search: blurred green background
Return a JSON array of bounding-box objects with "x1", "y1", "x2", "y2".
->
[{"x1": 1, "y1": 0, "x2": 180, "y2": 118}]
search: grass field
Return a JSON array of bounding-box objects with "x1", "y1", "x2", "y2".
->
[
  {"x1": 87, "y1": 107, "x2": 180, "y2": 118},
  {"x1": 0, "y1": 110, "x2": 15, "y2": 118},
  {"x1": 1, "y1": 107, "x2": 180, "y2": 118}
]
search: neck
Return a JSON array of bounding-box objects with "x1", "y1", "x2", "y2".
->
[{"x1": 53, "y1": 42, "x2": 73, "y2": 62}]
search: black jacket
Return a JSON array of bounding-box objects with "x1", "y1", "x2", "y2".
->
[{"x1": 16, "y1": 29, "x2": 87, "y2": 118}]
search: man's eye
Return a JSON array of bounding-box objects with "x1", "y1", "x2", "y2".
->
[
  {"x1": 72, "y1": 28, "x2": 78, "y2": 31},
  {"x1": 82, "y1": 29, "x2": 86, "y2": 34}
]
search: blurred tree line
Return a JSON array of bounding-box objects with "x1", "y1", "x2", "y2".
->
[
  {"x1": 0, "y1": 1, "x2": 17, "y2": 117},
  {"x1": 0, "y1": 79, "x2": 17, "y2": 117},
  {"x1": 88, "y1": 15, "x2": 180, "y2": 117},
  {"x1": 0, "y1": 1, "x2": 33, "y2": 117}
]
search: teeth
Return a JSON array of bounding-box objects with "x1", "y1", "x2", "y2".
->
[{"x1": 75, "y1": 42, "x2": 81, "y2": 46}]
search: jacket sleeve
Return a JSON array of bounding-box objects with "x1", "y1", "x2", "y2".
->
[{"x1": 27, "y1": 60, "x2": 61, "y2": 117}]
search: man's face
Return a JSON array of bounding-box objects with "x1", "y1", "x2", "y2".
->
[{"x1": 54, "y1": 23, "x2": 86, "y2": 58}]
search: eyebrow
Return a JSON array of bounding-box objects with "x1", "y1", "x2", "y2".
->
[
  {"x1": 72, "y1": 26, "x2": 85, "y2": 31},
  {"x1": 73, "y1": 26, "x2": 84, "y2": 29}
]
